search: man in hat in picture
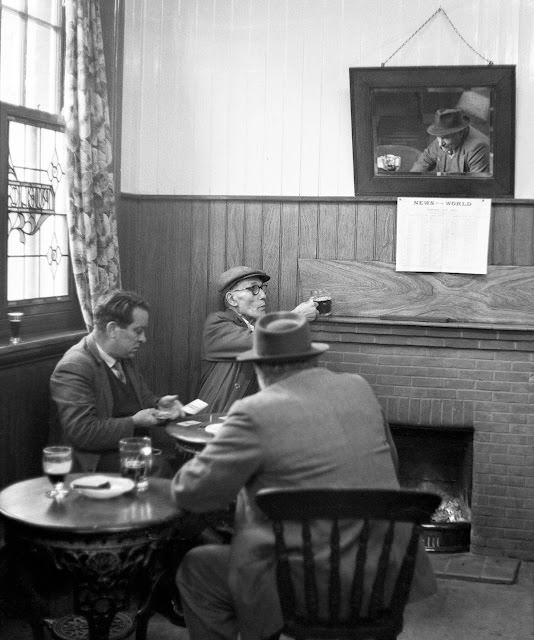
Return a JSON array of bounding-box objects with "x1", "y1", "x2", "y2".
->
[
  {"x1": 171, "y1": 311, "x2": 436, "y2": 640},
  {"x1": 197, "y1": 265, "x2": 318, "y2": 413},
  {"x1": 410, "y1": 107, "x2": 490, "y2": 174}
]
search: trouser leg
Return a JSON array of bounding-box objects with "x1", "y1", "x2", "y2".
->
[{"x1": 176, "y1": 544, "x2": 238, "y2": 640}]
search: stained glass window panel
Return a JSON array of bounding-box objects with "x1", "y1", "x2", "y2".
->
[{"x1": 7, "y1": 120, "x2": 69, "y2": 301}]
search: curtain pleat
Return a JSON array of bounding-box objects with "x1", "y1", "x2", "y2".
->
[{"x1": 64, "y1": 0, "x2": 121, "y2": 329}]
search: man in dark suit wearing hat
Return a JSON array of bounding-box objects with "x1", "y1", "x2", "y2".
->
[
  {"x1": 410, "y1": 108, "x2": 490, "y2": 174},
  {"x1": 172, "y1": 312, "x2": 436, "y2": 640},
  {"x1": 197, "y1": 265, "x2": 318, "y2": 413}
]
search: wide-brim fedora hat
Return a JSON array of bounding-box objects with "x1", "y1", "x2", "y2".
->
[
  {"x1": 218, "y1": 265, "x2": 270, "y2": 293},
  {"x1": 237, "y1": 311, "x2": 329, "y2": 362},
  {"x1": 427, "y1": 108, "x2": 470, "y2": 136}
]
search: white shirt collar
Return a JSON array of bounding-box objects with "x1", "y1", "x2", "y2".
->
[
  {"x1": 95, "y1": 341, "x2": 117, "y2": 369},
  {"x1": 233, "y1": 311, "x2": 255, "y2": 332}
]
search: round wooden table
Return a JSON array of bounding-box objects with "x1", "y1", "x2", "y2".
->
[
  {"x1": 0, "y1": 475, "x2": 203, "y2": 640},
  {"x1": 165, "y1": 413, "x2": 236, "y2": 543},
  {"x1": 165, "y1": 412, "x2": 227, "y2": 455}
]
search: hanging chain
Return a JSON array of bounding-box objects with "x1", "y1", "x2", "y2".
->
[{"x1": 382, "y1": 6, "x2": 493, "y2": 67}]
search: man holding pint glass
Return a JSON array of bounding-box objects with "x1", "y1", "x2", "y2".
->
[
  {"x1": 197, "y1": 265, "x2": 319, "y2": 413},
  {"x1": 50, "y1": 289, "x2": 185, "y2": 474}
]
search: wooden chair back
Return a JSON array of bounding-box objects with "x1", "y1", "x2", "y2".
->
[{"x1": 256, "y1": 488, "x2": 440, "y2": 640}]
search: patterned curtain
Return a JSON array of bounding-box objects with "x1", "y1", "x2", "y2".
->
[{"x1": 64, "y1": 0, "x2": 121, "y2": 329}]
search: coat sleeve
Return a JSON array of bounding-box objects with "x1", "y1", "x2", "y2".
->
[
  {"x1": 202, "y1": 312, "x2": 253, "y2": 360},
  {"x1": 465, "y1": 141, "x2": 490, "y2": 173},
  {"x1": 50, "y1": 356, "x2": 140, "y2": 451},
  {"x1": 410, "y1": 141, "x2": 438, "y2": 172},
  {"x1": 171, "y1": 408, "x2": 262, "y2": 512}
]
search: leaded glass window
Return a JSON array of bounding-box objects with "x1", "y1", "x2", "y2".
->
[
  {"x1": 0, "y1": 0, "x2": 82, "y2": 338},
  {"x1": 7, "y1": 118, "x2": 69, "y2": 301}
]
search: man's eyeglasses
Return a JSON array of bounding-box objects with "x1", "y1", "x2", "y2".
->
[{"x1": 230, "y1": 284, "x2": 268, "y2": 296}]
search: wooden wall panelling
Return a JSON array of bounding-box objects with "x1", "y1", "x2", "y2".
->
[
  {"x1": 262, "y1": 202, "x2": 282, "y2": 312},
  {"x1": 492, "y1": 204, "x2": 514, "y2": 264},
  {"x1": 298, "y1": 202, "x2": 319, "y2": 258},
  {"x1": 487, "y1": 206, "x2": 496, "y2": 264},
  {"x1": 355, "y1": 203, "x2": 376, "y2": 261},
  {"x1": 118, "y1": 195, "x2": 534, "y2": 402},
  {"x1": 118, "y1": 196, "x2": 195, "y2": 398},
  {"x1": 375, "y1": 202, "x2": 396, "y2": 263},
  {"x1": 0, "y1": 334, "x2": 84, "y2": 489},
  {"x1": 187, "y1": 201, "x2": 210, "y2": 398},
  {"x1": 512, "y1": 204, "x2": 534, "y2": 265},
  {"x1": 318, "y1": 203, "x2": 338, "y2": 259},
  {"x1": 146, "y1": 201, "x2": 175, "y2": 392},
  {"x1": 0, "y1": 361, "x2": 52, "y2": 488},
  {"x1": 243, "y1": 201, "x2": 264, "y2": 271},
  {"x1": 226, "y1": 201, "x2": 246, "y2": 268},
  {"x1": 495, "y1": 202, "x2": 534, "y2": 266},
  {"x1": 279, "y1": 202, "x2": 300, "y2": 310},
  {"x1": 337, "y1": 202, "x2": 357, "y2": 260},
  {"x1": 163, "y1": 200, "x2": 194, "y2": 398},
  {"x1": 132, "y1": 199, "x2": 170, "y2": 391},
  {"x1": 207, "y1": 200, "x2": 228, "y2": 311},
  {"x1": 117, "y1": 195, "x2": 139, "y2": 290}
]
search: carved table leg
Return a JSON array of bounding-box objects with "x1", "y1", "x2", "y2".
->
[{"x1": 6, "y1": 524, "x2": 180, "y2": 640}]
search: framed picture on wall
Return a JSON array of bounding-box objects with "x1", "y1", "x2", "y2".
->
[{"x1": 349, "y1": 65, "x2": 515, "y2": 197}]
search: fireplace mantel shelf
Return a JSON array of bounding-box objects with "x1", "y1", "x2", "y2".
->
[
  {"x1": 315, "y1": 315, "x2": 534, "y2": 332},
  {"x1": 310, "y1": 315, "x2": 534, "y2": 352}
]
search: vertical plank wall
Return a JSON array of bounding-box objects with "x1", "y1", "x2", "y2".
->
[{"x1": 117, "y1": 196, "x2": 534, "y2": 402}]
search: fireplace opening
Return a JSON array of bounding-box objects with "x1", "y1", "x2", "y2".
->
[{"x1": 390, "y1": 424, "x2": 474, "y2": 552}]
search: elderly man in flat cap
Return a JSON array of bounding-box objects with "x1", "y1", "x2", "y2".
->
[
  {"x1": 197, "y1": 265, "x2": 318, "y2": 412},
  {"x1": 410, "y1": 108, "x2": 490, "y2": 175},
  {"x1": 172, "y1": 311, "x2": 436, "y2": 640}
]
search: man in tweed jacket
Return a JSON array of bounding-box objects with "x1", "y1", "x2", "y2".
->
[{"x1": 172, "y1": 311, "x2": 436, "y2": 640}]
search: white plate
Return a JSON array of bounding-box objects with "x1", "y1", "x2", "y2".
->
[
  {"x1": 71, "y1": 475, "x2": 135, "y2": 499},
  {"x1": 205, "y1": 422, "x2": 224, "y2": 435}
]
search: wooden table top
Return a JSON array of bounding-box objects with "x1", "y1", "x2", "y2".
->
[
  {"x1": 165, "y1": 412, "x2": 227, "y2": 449},
  {"x1": 0, "y1": 475, "x2": 181, "y2": 533}
]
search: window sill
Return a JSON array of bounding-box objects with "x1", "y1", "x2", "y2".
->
[{"x1": 0, "y1": 329, "x2": 86, "y2": 369}]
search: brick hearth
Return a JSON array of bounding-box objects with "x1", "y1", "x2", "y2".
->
[{"x1": 311, "y1": 317, "x2": 534, "y2": 560}]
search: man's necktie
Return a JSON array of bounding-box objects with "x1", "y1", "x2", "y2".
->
[{"x1": 112, "y1": 361, "x2": 126, "y2": 384}]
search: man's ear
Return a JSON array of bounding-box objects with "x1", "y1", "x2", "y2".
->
[
  {"x1": 106, "y1": 320, "x2": 119, "y2": 338},
  {"x1": 225, "y1": 291, "x2": 238, "y2": 308}
]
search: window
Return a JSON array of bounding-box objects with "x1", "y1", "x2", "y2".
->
[{"x1": 0, "y1": 0, "x2": 83, "y2": 340}]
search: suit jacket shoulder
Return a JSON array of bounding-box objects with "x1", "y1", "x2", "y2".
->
[{"x1": 202, "y1": 308, "x2": 253, "y2": 360}]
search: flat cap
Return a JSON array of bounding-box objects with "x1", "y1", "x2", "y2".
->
[{"x1": 217, "y1": 265, "x2": 270, "y2": 293}]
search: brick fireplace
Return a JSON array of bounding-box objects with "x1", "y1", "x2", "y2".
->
[{"x1": 311, "y1": 317, "x2": 534, "y2": 560}]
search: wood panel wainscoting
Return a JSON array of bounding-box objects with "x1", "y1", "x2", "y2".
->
[
  {"x1": 117, "y1": 194, "x2": 534, "y2": 403},
  {"x1": 0, "y1": 331, "x2": 85, "y2": 490}
]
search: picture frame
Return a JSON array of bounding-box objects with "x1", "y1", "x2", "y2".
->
[{"x1": 349, "y1": 65, "x2": 515, "y2": 197}]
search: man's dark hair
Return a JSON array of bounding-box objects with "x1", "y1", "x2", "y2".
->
[{"x1": 93, "y1": 290, "x2": 149, "y2": 331}]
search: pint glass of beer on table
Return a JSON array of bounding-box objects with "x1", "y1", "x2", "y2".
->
[
  {"x1": 42, "y1": 446, "x2": 73, "y2": 499},
  {"x1": 7, "y1": 311, "x2": 24, "y2": 344},
  {"x1": 119, "y1": 436, "x2": 152, "y2": 491}
]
